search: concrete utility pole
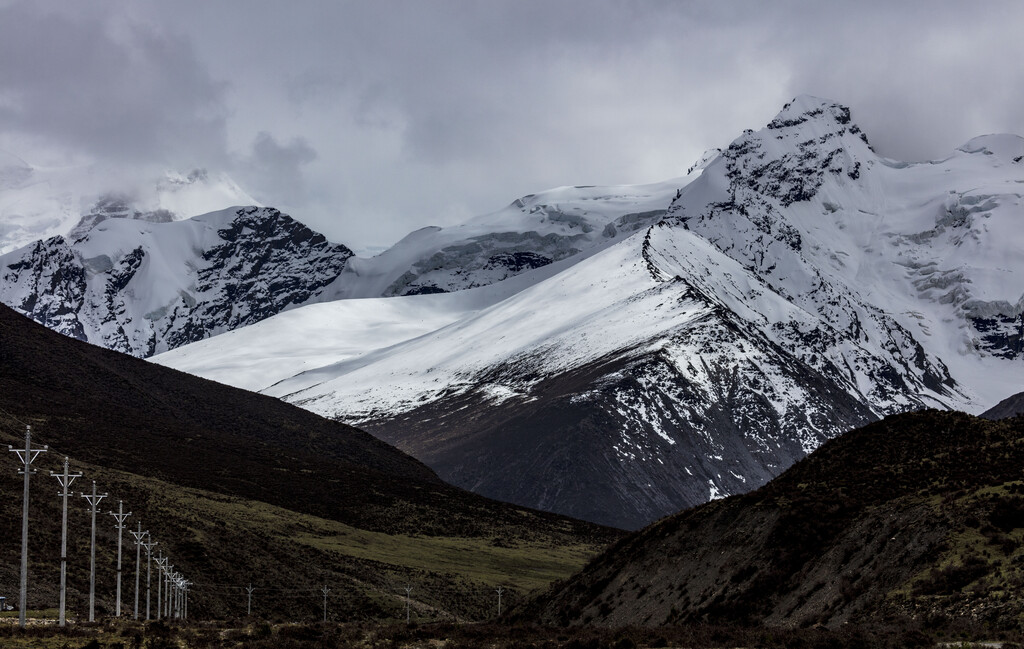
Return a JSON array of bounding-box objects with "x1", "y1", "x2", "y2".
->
[
  {"x1": 321, "y1": 585, "x2": 330, "y2": 623},
  {"x1": 171, "y1": 574, "x2": 183, "y2": 619},
  {"x1": 142, "y1": 538, "x2": 157, "y2": 619},
  {"x1": 108, "y1": 500, "x2": 131, "y2": 617},
  {"x1": 165, "y1": 564, "x2": 174, "y2": 618},
  {"x1": 50, "y1": 457, "x2": 81, "y2": 627},
  {"x1": 155, "y1": 553, "x2": 167, "y2": 620},
  {"x1": 129, "y1": 523, "x2": 148, "y2": 619},
  {"x1": 404, "y1": 585, "x2": 412, "y2": 624},
  {"x1": 496, "y1": 587, "x2": 504, "y2": 618},
  {"x1": 9, "y1": 425, "x2": 47, "y2": 628},
  {"x1": 171, "y1": 574, "x2": 180, "y2": 618},
  {"x1": 166, "y1": 572, "x2": 175, "y2": 618},
  {"x1": 182, "y1": 579, "x2": 190, "y2": 620},
  {"x1": 246, "y1": 584, "x2": 255, "y2": 616},
  {"x1": 81, "y1": 481, "x2": 108, "y2": 622}
]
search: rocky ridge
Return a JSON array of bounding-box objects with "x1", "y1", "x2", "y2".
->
[{"x1": 0, "y1": 206, "x2": 354, "y2": 356}]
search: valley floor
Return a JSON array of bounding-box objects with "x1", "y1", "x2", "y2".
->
[{"x1": 0, "y1": 619, "x2": 1019, "y2": 649}]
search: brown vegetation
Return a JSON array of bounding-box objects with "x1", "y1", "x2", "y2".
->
[{"x1": 525, "y1": 409, "x2": 1024, "y2": 634}]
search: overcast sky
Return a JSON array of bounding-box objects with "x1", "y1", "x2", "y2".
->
[{"x1": 2, "y1": 1, "x2": 1023, "y2": 251}]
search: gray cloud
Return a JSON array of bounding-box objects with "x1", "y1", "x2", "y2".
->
[
  {"x1": 769, "y1": 1, "x2": 1024, "y2": 160},
  {"x1": 3, "y1": 1, "x2": 1023, "y2": 250},
  {"x1": 0, "y1": 1, "x2": 228, "y2": 167},
  {"x1": 240, "y1": 132, "x2": 318, "y2": 208}
]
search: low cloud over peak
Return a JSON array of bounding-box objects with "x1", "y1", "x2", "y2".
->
[{"x1": 2, "y1": 1, "x2": 1023, "y2": 249}]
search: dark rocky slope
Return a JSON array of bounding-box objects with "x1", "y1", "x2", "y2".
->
[
  {"x1": 981, "y1": 391, "x2": 1024, "y2": 420},
  {"x1": 525, "y1": 409, "x2": 1024, "y2": 631}
]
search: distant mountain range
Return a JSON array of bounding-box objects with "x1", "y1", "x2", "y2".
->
[{"x1": 4, "y1": 95, "x2": 1024, "y2": 530}]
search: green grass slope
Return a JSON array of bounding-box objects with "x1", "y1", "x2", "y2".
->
[
  {"x1": 526, "y1": 409, "x2": 1024, "y2": 633},
  {"x1": 0, "y1": 304, "x2": 619, "y2": 621}
]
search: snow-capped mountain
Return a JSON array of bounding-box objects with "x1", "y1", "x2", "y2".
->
[
  {"x1": 1, "y1": 156, "x2": 699, "y2": 356},
  {"x1": 321, "y1": 177, "x2": 688, "y2": 299},
  {"x1": 0, "y1": 206, "x2": 353, "y2": 356},
  {"x1": 0, "y1": 151, "x2": 257, "y2": 255},
  {"x1": 156, "y1": 96, "x2": 1024, "y2": 529}
]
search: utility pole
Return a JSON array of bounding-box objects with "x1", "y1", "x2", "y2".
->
[
  {"x1": 246, "y1": 583, "x2": 255, "y2": 616},
  {"x1": 142, "y1": 538, "x2": 157, "y2": 619},
  {"x1": 108, "y1": 500, "x2": 131, "y2": 617},
  {"x1": 9, "y1": 425, "x2": 47, "y2": 628},
  {"x1": 171, "y1": 574, "x2": 180, "y2": 619},
  {"x1": 166, "y1": 573, "x2": 175, "y2": 618},
  {"x1": 182, "y1": 580, "x2": 190, "y2": 620},
  {"x1": 163, "y1": 562, "x2": 173, "y2": 618},
  {"x1": 50, "y1": 457, "x2": 81, "y2": 627},
  {"x1": 321, "y1": 585, "x2": 330, "y2": 622},
  {"x1": 155, "y1": 553, "x2": 167, "y2": 620},
  {"x1": 404, "y1": 585, "x2": 412, "y2": 624},
  {"x1": 172, "y1": 574, "x2": 182, "y2": 619},
  {"x1": 81, "y1": 481, "x2": 108, "y2": 622},
  {"x1": 496, "y1": 586, "x2": 504, "y2": 618},
  {"x1": 129, "y1": 523, "x2": 148, "y2": 620}
]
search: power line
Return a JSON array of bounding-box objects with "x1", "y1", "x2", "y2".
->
[
  {"x1": 0, "y1": 404, "x2": 32, "y2": 429},
  {"x1": 2, "y1": 417, "x2": 528, "y2": 626},
  {"x1": 1, "y1": 421, "x2": 207, "y2": 624}
]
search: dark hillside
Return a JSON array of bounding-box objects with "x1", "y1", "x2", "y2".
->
[
  {"x1": 526, "y1": 410, "x2": 1024, "y2": 631},
  {"x1": 0, "y1": 302, "x2": 607, "y2": 537},
  {"x1": 0, "y1": 303, "x2": 619, "y2": 620}
]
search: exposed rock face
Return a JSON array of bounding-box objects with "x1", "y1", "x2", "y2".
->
[
  {"x1": 2, "y1": 236, "x2": 87, "y2": 341},
  {"x1": 0, "y1": 206, "x2": 353, "y2": 357}
]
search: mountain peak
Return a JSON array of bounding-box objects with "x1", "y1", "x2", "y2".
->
[
  {"x1": 957, "y1": 133, "x2": 1024, "y2": 160},
  {"x1": 1, "y1": 205, "x2": 354, "y2": 357},
  {"x1": 767, "y1": 95, "x2": 853, "y2": 131}
]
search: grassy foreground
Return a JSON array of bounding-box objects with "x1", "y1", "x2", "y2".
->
[
  {"x1": 0, "y1": 618, "x2": 1021, "y2": 649},
  {"x1": 0, "y1": 450, "x2": 610, "y2": 623}
]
